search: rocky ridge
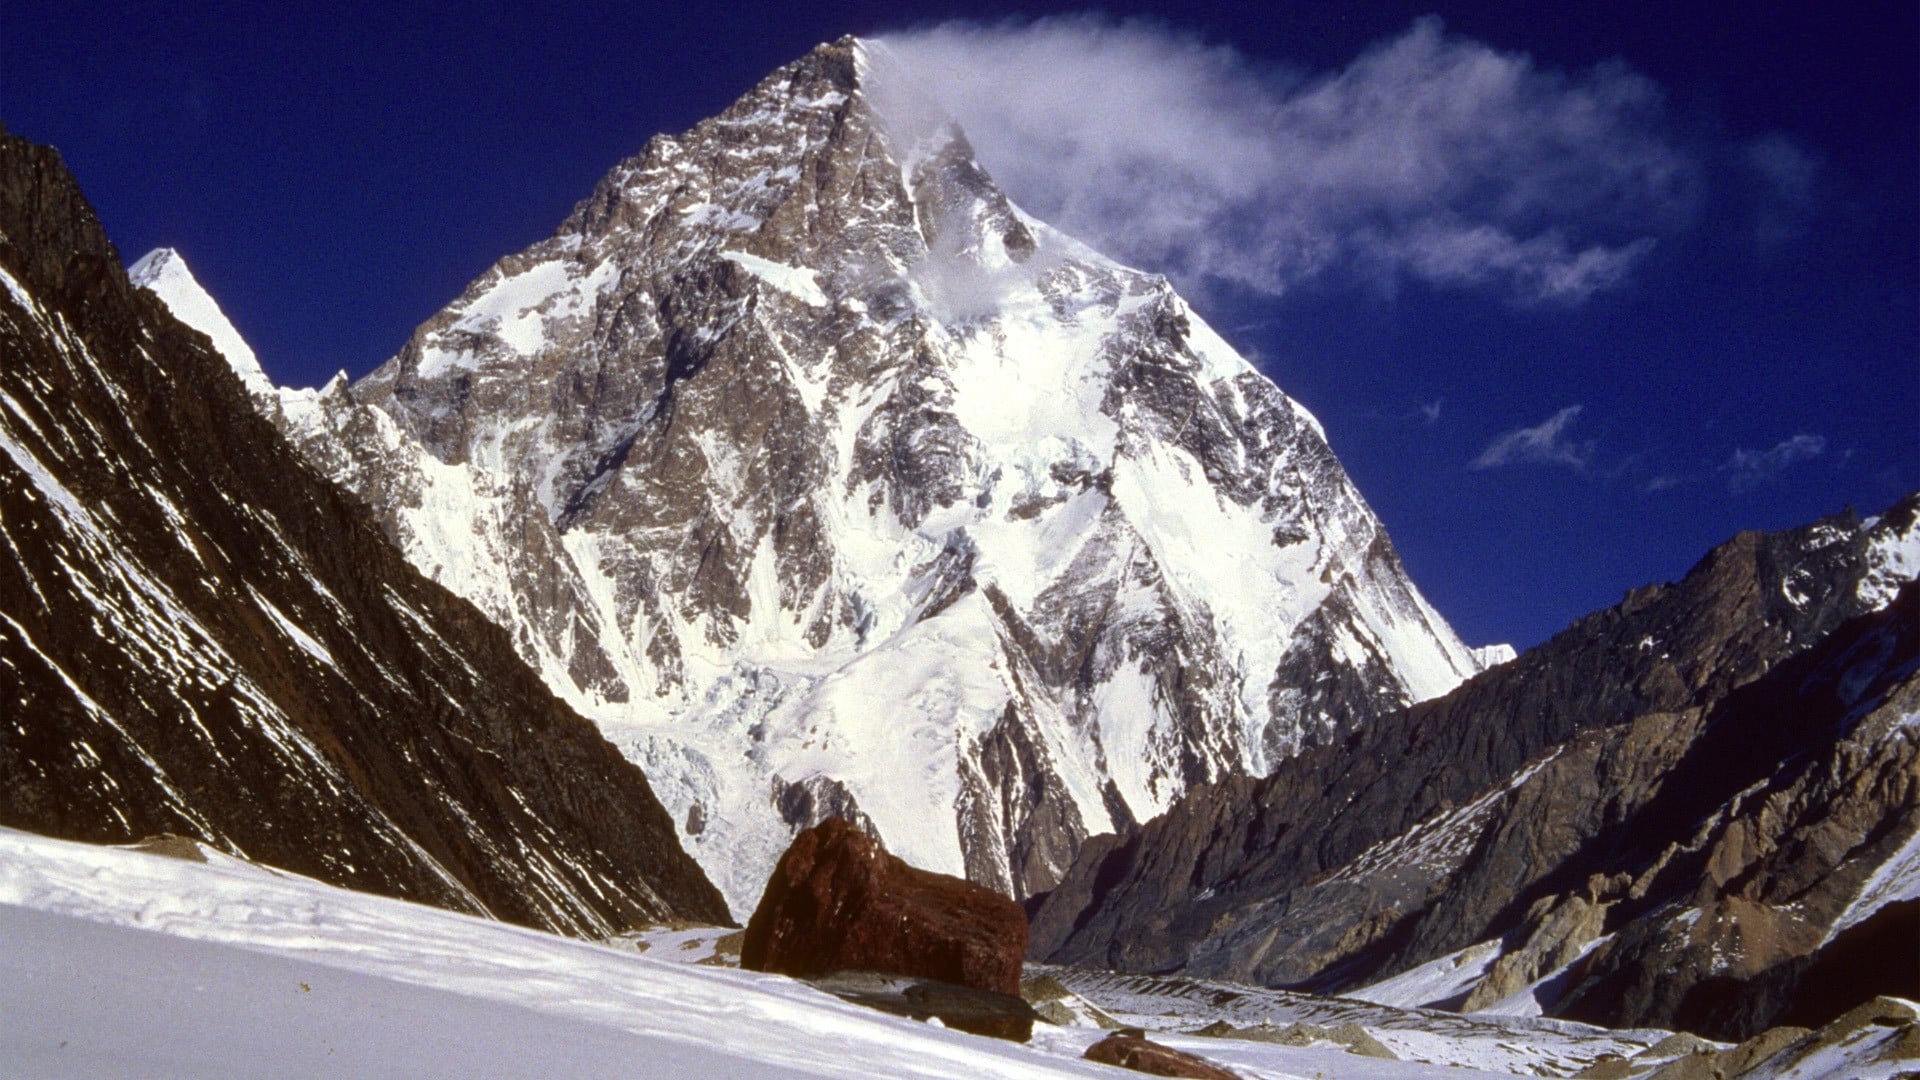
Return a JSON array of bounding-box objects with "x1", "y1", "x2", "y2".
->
[
  {"x1": 235, "y1": 37, "x2": 1492, "y2": 914},
  {"x1": 0, "y1": 132, "x2": 729, "y2": 935},
  {"x1": 1030, "y1": 501, "x2": 1919, "y2": 1039}
]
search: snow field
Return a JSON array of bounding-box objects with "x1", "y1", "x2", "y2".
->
[
  {"x1": 4, "y1": 828, "x2": 1752, "y2": 1079},
  {"x1": 0, "y1": 829, "x2": 1114, "y2": 1079}
]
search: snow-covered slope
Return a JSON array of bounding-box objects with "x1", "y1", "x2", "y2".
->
[
  {"x1": 202, "y1": 38, "x2": 1491, "y2": 914},
  {"x1": 0, "y1": 828, "x2": 1108, "y2": 1080},
  {"x1": 10, "y1": 826, "x2": 1828, "y2": 1080}
]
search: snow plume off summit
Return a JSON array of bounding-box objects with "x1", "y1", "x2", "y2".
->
[{"x1": 868, "y1": 17, "x2": 1692, "y2": 304}]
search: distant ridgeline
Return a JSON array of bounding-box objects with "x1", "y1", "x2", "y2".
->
[{"x1": 1033, "y1": 498, "x2": 1919, "y2": 1040}]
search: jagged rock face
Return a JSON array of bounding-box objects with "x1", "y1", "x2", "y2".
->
[
  {"x1": 0, "y1": 133, "x2": 730, "y2": 936},
  {"x1": 263, "y1": 38, "x2": 1484, "y2": 914},
  {"x1": 1544, "y1": 588, "x2": 1919, "y2": 1038},
  {"x1": 1031, "y1": 502, "x2": 1919, "y2": 1039}
]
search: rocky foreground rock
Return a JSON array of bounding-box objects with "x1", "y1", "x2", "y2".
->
[
  {"x1": 0, "y1": 131, "x2": 728, "y2": 934},
  {"x1": 741, "y1": 818, "x2": 1027, "y2": 994},
  {"x1": 804, "y1": 970, "x2": 1040, "y2": 1041},
  {"x1": 1082, "y1": 1032, "x2": 1241, "y2": 1079}
]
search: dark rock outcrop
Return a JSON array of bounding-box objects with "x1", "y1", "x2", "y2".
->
[
  {"x1": 1516, "y1": 595, "x2": 1913, "y2": 1038},
  {"x1": 741, "y1": 819, "x2": 1026, "y2": 994},
  {"x1": 1082, "y1": 1032, "x2": 1241, "y2": 1079},
  {"x1": 1642, "y1": 997, "x2": 1917, "y2": 1079},
  {"x1": 771, "y1": 773, "x2": 882, "y2": 843},
  {"x1": 804, "y1": 970, "x2": 1040, "y2": 1041},
  {"x1": 1032, "y1": 504, "x2": 1918, "y2": 1039},
  {"x1": 0, "y1": 133, "x2": 729, "y2": 935}
]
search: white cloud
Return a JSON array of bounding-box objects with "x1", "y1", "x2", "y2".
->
[
  {"x1": 869, "y1": 16, "x2": 1694, "y2": 303},
  {"x1": 1472, "y1": 405, "x2": 1593, "y2": 470},
  {"x1": 1722, "y1": 434, "x2": 1825, "y2": 493}
]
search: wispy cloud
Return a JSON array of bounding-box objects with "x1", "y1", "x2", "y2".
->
[
  {"x1": 1722, "y1": 434, "x2": 1825, "y2": 493},
  {"x1": 870, "y1": 16, "x2": 1696, "y2": 304},
  {"x1": 1419, "y1": 399, "x2": 1444, "y2": 425},
  {"x1": 1471, "y1": 405, "x2": 1594, "y2": 471},
  {"x1": 1745, "y1": 134, "x2": 1821, "y2": 249}
]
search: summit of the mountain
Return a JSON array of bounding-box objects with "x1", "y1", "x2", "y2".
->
[{"x1": 239, "y1": 37, "x2": 1493, "y2": 913}]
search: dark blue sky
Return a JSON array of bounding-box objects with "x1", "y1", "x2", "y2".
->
[{"x1": 5, "y1": 1, "x2": 1914, "y2": 649}]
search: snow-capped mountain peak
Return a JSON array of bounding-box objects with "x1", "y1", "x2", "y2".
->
[
  {"x1": 214, "y1": 38, "x2": 1493, "y2": 914},
  {"x1": 128, "y1": 248, "x2": 275, "y2": 401}
]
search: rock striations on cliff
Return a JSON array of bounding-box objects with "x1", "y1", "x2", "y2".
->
[
  {"x1": 1029, "y1": 500, "x2": 1919, "y2": 1040},
  {"x1": 0, "y1": 132, "x2": 729, "y2": 935},
  {"x1": 207, "y1": 37, "x2": 1496, "y2": 913}
]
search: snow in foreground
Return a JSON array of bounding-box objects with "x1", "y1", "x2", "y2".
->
[
  {"x1": 4, "y1": 827, "x2": 1900, "y2": 1079},
  {"x1": 0, "y1": 828, "x2": 1114, "y2": 1079}
]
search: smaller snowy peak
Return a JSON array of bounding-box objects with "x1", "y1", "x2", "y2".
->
[
  {"x1": 1472, "y1": 643, "x2": 1519, "y2": 669},
  {"x1": 128, "y1": 248, "x2": 275, "y2": 400},
  {"x1": 1858, "y1": 495, "x2": 1920, "y2": 610}
]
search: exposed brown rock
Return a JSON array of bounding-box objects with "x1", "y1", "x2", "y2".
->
[
  {"x1": 1655, "y1": 997, "x2": 1916, "y2": 1080},
  {"x1": 1642, "y1": 1051, "x2": 1720, "y2": 1080},
  {"x1": 1644, "y1": 1024, "x2": 1809, "y2": 1079},
  {"x1": 1717, "y1": 1025, "x2": 1811, "y2": 1076},
  {"x1": 1794, "y1": 995, "x2": 1916, "y2": 1066},
  {"x1": 1190, "y1": 1019, "x2": 1398, "y2": 1060},
  {"x1": 1461, "y1": 892, "x2": 1609, "y2": 1011},
  {"x1": 128, "y1": 835, "x2": 209, "y2": 863},
  {"x1": 1082, "y1": 1032, "x2": 1240, "y2": 1079},
  {"x1": 1643, "y1": 1033, "x2": 1722, "y2": 1057},
  {"x1": 1571, "y1": 1056, "x2": 1638, "y2": 1079},
  {"x1": 1022, "y1": 973, "x2": 1123, "y2": 1029},
  {"x1": 1328, "y1": 1022, "x2": 1398, "y2": 1059},
  {"x1": 741, "y1": 819, "x2": 1027, "y2": 994}
]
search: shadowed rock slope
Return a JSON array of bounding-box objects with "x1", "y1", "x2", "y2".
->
[
  {"x1": 0, "y1": 132, "x2": 729, "y2": 934},
  {"x1": 1031, "y1": 502, "x2": 1918, "y2": 1039}
]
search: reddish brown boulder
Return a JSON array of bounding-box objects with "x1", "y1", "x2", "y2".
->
[
  {"x1": 740, "y1": 819, "x2": 1027, "y2": 994},
  {"x1": 1083, "y1": 1033, "x2": 1241, "y2": 1079}
]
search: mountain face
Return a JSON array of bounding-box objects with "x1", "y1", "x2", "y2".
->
[
  {"x1": 1030, "y1": 501, "x2": 1919, "y2": 1039},
  {"x1": 253, "y1": 38, "x2": 1489, "y2": 913},
  {"x1": 0, "y1": 132, "x2": 729, "y2": 935}
]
